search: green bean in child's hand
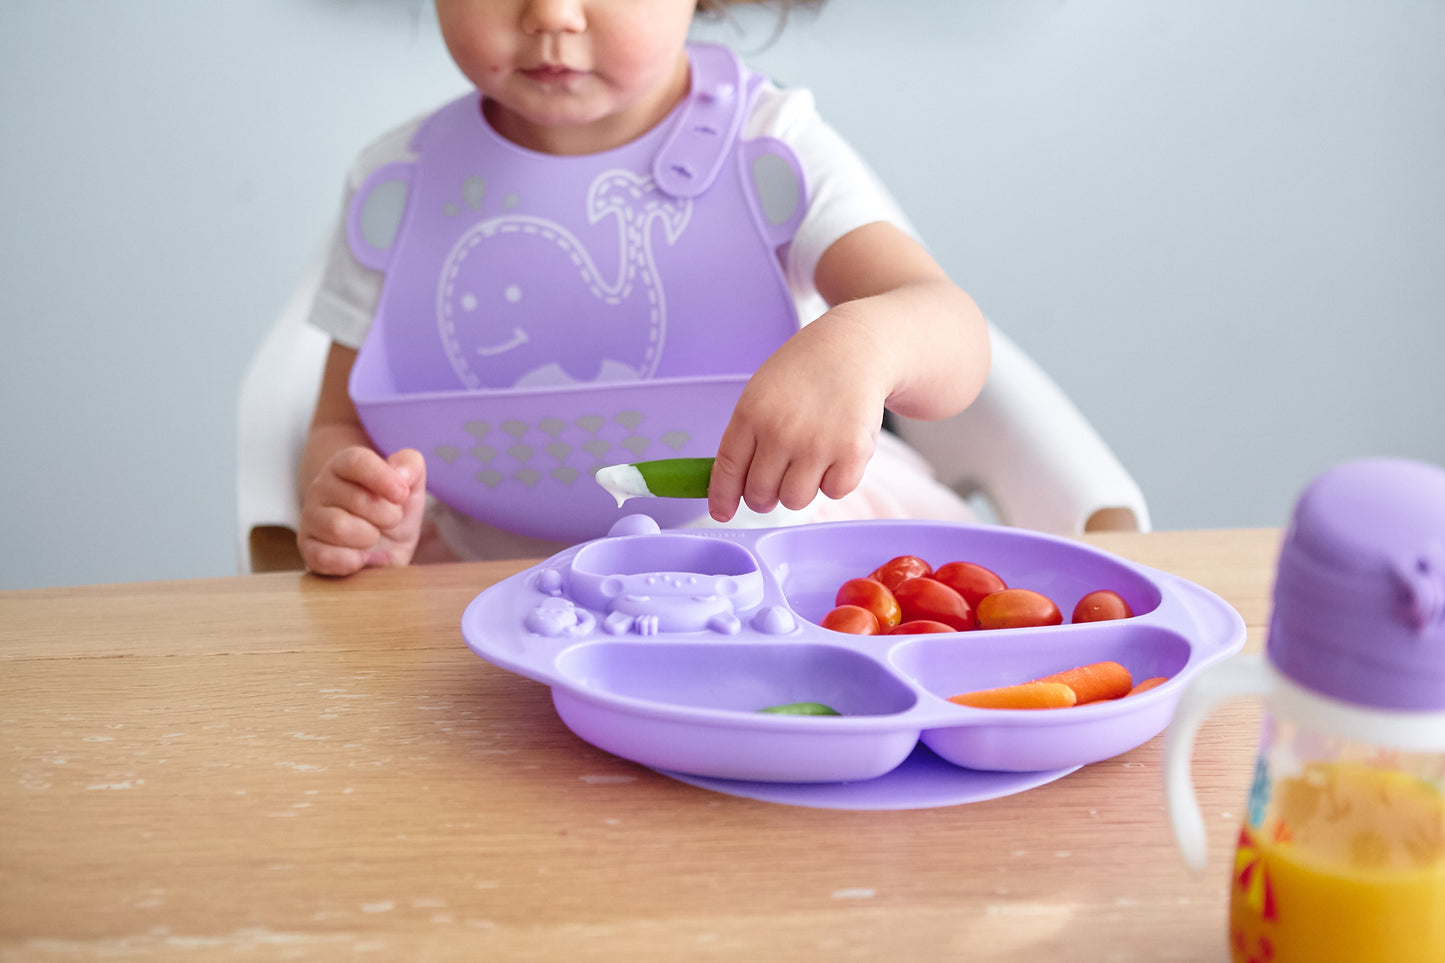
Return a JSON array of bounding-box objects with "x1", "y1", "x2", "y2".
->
[
  {"x1": 593, "y1": 457, "x2": 715, "y2": 506},
  {"x1": 757, "y1": 701, "x2": 841, "y2": 716}
]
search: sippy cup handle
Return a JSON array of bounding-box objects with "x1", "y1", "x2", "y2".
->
[{"x1": 1163, "y1": 653, "x2": 1273, "y2": 872}]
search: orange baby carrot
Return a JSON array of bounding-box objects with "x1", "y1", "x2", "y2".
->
[
  {"x1": 948, "y1": 681, "x2": 1078, "y2": 710},
  {"x1": 1127, "y1": 676, "x2": 1168, "y2": 697},
  {"x1": 1034, "y1": 661, "x2": 1134, "y2": 704}
]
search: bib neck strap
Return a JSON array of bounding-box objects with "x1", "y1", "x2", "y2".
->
[{"x1": 652, "y1": 43, "x2": 750, "y2": 199}]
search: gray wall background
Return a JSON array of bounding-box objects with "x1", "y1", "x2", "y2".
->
[{"x1": 3, "y1": 1, "x2": 1441, "y2": 590}]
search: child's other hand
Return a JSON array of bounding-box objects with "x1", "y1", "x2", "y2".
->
[{"x1": 298, "y1": 447, "x2": 427, "y2": 576}]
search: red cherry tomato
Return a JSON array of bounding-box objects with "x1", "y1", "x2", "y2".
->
[
  {"x1": 894, "y1": 578, "x2": 974, "y2": 631},
  {"x1": 868, "y1": 555, "x2": 933, "y2": 593},
  {"x1": 819, "y1": 604, "x2": 881, "y2": 635},
  {"x1": 888, "y1": 620, "x2": 956, "y2": 635},
  {"x1": 835, "y1": 577, "x2": 902, "y2": 629},
  {"x1": 976, "y1": 589, "x2": 1062, "y2": 630},
  {"x1": 931, "y1": 561, "x2": 1008, "y2": 609},
  {"x1": 1072, "y1": 590, "x2": 1134, "y2": 623}
]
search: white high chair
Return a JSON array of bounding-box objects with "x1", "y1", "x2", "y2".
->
[
  {"x1": 236, "y1": 252, "x2": 334, "y2": 572},
  {"x1": 236, "y1": 254, "x2": 1151, "y2": 573}
]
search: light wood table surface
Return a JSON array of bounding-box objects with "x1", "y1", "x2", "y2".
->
[{"x1": 0, "y1": 528, "x2": 1280, "y2": 962}]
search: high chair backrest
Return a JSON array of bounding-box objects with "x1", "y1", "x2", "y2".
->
[
  {"x1": 237, "y1": 254, "x2": 1150, "y2": 573},
  {"x1": 890, "y1": 325, "x2": 1151, "y2": 537},
  {"x1": 236, "y1": 252, "x2": 330, "y2": 573}
]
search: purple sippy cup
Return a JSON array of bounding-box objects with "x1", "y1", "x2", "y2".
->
[{"x1": 1164, "y1": 457, "x2": 1445, "y2": 962}]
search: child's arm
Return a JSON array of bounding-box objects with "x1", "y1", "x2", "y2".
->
[
  {"x1": 297, "y1": 344, "x2": 428, "y2": 575},
  {"x1": 707, "y1": 221, "x2": 990, "y2": 522}
]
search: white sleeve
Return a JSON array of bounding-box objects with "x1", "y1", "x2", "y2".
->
[
  {"x1": 306, "y1": 117, "x2": 425, "y2": 349},
  {"x1": 744, "y1": 83, "x2": 917, "y2": 320}
]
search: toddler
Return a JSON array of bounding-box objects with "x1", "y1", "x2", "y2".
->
[{"x1": 299, "y1": 0, "x2": 991, "y2": 575}]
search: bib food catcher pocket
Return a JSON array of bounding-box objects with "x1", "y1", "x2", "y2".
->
[{"x1": 346, "y1": 44, "x2": 806, "y2": 542}]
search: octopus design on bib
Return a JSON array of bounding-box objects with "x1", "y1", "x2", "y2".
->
[{"x1": 437, "y1": 169, "x2": 693, "y2": 390}]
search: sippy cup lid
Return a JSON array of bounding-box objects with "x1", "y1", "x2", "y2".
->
[{"x1": 1268, "y1": 457, "x2": 1445, "y2": 711}]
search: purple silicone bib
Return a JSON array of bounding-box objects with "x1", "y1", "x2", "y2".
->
[{"x1": 346, "y1": 44, "x2": 807, "y2": 542}]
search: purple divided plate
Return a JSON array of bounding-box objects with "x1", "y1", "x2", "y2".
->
[
  {"x1": 460, "y1": 516, "x2": 1245, "y2": 792},
  {"x1": 657, "y1": 744, "x2": 1079, "y2": 810}
]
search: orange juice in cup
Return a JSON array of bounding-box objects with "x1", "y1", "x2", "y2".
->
[{"x1": 1228, "y1": 761, "x2": 1445, "y2": 963}]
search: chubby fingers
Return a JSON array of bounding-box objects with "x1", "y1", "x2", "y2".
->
[
  {"x1": 708, "y1": 433, "x2": 753, "y2": 523},
  {"x1": 299, "y1": 448, "x2": 422, "y2": 575},
  {"x1": 297, "y1": 493, "x2": 388, "y2": 575},
  {"x1": 386, "y1": 448, "x2": 427, "y2": 501},
  {"x1": 298, "y1": 533, "x2": 385, "y2": 577},
  {"x1": 743, "y1": 446, "x2": 823, "y2": 515},
  {"x1": 763, "y1": 441, "x2": 870, "y2": 514},
  {"x1": 709, "y1": 431, "x2": 872, "y2": 522},
  {"x1": 343, "y1": 447, "x2": 418, "y2": 505},
  {"x1": 319, "y1": 448, "x2": 413, "y2": 522}
]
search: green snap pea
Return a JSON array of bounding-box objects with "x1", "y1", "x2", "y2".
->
[
  {"x1": 594, "y1": 457, "x2": 714, "y2": 506},
  {"x1": 757, "y1": 701, "x2": 841, "y2": 716}
]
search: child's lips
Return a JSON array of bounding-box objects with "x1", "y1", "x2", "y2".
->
[{"x1": 522, "y1": 64, "x2": 582, "y2": 83}]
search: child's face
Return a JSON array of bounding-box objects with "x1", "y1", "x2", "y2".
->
[{"x1": 435, "y1": 0, "x2": 697, "y2": 154}]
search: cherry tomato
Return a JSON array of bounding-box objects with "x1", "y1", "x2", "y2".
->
[
  {"x1": 975, "y1": 589, "x2": 1062, "y2": 630},
  {"x1": 894, "y1": 578, "x2": 974, "y2": 630},
  {"x1": 931, "y1": 561, "x2": 1008, "y2": 609},
  {"x1": 835, "y1": 577, "x2": 902, "y2": 629},
  {"x1": 888, "y1": 620, "x2": 956, "y2": 635},
  {"x1": 868, "y1": 555, "x2": 933, "y2": 593},
  {"x1": 1072, "y1": 590, "x2": 1134, "y2": 623},
  {"x1": 819, "y1": 604, "x2": 881, "y2": 635}
]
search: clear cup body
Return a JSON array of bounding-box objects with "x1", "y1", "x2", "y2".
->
[{"x1": 1229, "y1": 710, "x2": 1445, "y2": 963}]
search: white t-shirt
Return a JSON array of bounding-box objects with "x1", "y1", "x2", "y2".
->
[{"x1": 308, "y1": 80, "x2": 971, "y2": 560}]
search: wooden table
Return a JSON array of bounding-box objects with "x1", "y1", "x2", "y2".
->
[{"x1": 0, "y1": 529, "x2": 1280, "y2": 962}]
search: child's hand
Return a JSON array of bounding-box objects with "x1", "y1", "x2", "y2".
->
[
  {"x1": 298, "y1": 446, "x2": 427, "y2": 576},
  {"x1": 708, "y1": 223, "x2": 990, "y2": 523},
  {"x1": 708, "y1": 315, "x2": 888, "y2": 522}
]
